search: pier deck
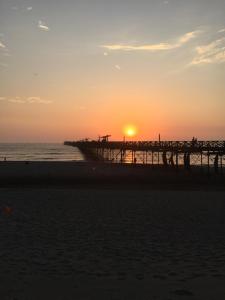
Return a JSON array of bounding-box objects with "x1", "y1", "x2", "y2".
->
[{"x1": 65, "y1": 140, "x2": 225, "y2": 173}]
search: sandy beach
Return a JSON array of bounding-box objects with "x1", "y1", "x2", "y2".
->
[
  {"x1": 0, "y1": 161, "x2": 224, "y2": 188},
  {"x1": 1, "y1": 184, "x2": 225, "y2": 299}
]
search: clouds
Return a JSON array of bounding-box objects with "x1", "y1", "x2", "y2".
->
[
  {"x1": 0, "y1": 15, "x2": 51, "y2": 69},
  {"x1": 0, "y1": 97, "x2": 53, "y2": 104},
  {"x1": 27, "y1": 97, "x2": 52, "y2": 104},
  {"x1": 102, "y1": 30, "x2": 200, "y2": 52},
  {"x1": 38, "y1": 20, "x2": 50, "y2": 32},
  {"x1": 218, "y1": 28, "x2": 225, "y2": 33},
  {"x1": 0, "y1": 39, "x2": 9, "y2": 54},
  {"x1": 101, "y1": 28, "x2": 225, "y2": 67},
  {"x1": 9, "y1": 98, "x2": 26, "y2": 104},
  {"x1": 191, "y1": 38, "x2": 225, "y2": 65},
  {"x1": 103, "y1": 43, "x2": 173, "y2": 51},
  {"x1": 0, "y1": 41, "x2": 6, "y2": 48},
  {"x1": 178, "y1": 31, "x2": 199, "y2": 44},
  {"x1": 0, "y1": 39, "x2": 10, "y2": 66}
]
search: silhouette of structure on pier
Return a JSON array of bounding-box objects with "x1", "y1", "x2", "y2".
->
[
  {"x1": 64, "y1": 138, "x2": 225, "y2": 173},
  {"x1": 98, "y1": 135, "x2": 111, "y2": 142}
]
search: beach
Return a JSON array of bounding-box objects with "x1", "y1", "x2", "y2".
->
[
  {"x1": 0, "y1": 162, "x2": 225, "y2": 299},
  {"x1": 0, "y1": 161, "x2": 224, "y2": 188}
]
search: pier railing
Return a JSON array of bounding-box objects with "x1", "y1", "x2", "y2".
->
[{"x1": 64, "y1": 140, "x2": 225, "y2": 172}]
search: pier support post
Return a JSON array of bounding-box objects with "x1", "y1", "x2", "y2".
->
[
  {"x1": 214, "y1": 153, "x2": 219, "y2": 173},
  {"x1": 184, "y1": 152, "x2": 190, "y2": 170},
  {"x1": 200, "y1": 152, "x2": 203, "y2": 169},
  {"x1": 120, "y1": 149, "x2": 123, "y2": 163},
  {"x1": 169, "y1": 152, "x2": 175, "y2": 167},
  {"x1": 162, "y1": 151, "x2": 167, "y2": 166},
  {"x1": 176, "y1": 152, "x2": 178, "y2": 168},
  {"x1": 207, "y1": 152, "x2": 210, "y2": 174},
  {"x1": 221, "y1": 155, "x2": 223, "y2": 173}
]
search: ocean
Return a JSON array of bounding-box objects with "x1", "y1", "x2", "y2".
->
[
  {"x1": 0, "y1": 143, "x2": 223, "y2": 167},
  {"x1": 0, "y1": 143, "x2": 85, "y2": 161}
]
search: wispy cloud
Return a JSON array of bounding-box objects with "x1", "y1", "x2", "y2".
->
[
  {"x1": 4, "y1": 96, "x2": 53, "y2": 104},
  {"x1": 0, "y1": 40, "x2": 6, "y2": 48},
  {"x1": 102, "y1": 30, "x2": 200, "y2": 52},
  {"x1": 27, "y1": 97, "x2": 53, "y2": 104},
  {"x1": 178, "y1": 31, "x2": 198, "y2": 44},
  {"x1": 38, "y1": 20, "x2": 50, "y2": 32},
  {"x1": 0, "y1": 39, "x2": 10, "y2": 61},
  {"x1": 218, "y1": 28, "x2": 225, "y2": 33},
  {"x1": 115, "y1": 64, "x2": 121, "y2": 70},
  {"x1": 27, "y1": 7, "x2": 32, "y2": 11},
  {"x1": 9, "y1": 98, "x2": 26, "y2": 104},
  {"x1": 191, "y1": 38, "x2": 225, "y2": 65}
]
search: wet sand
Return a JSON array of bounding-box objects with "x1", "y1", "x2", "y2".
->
[
  {"x1": 1, "y1": 187, "x2": 225, "y2": 299},
  {"x1": 0, "y1": 161, "x2": 224, "y2": 188}
]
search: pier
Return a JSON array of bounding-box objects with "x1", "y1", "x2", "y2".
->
[{"x1": 64, "y1": 139, "x2": 225, "y2": 173}]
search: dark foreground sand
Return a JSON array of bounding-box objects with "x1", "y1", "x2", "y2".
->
[
  {"x1": 1, "y1": 187, "x2": 225, "y2": 299},
  {"x1": 0, "y1": 161, "x2": 224, "y2": 188}
]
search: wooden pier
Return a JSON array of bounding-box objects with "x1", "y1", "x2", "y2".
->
[{"x1": 64, "y1": 140, "x2": 225, "y2": 173}]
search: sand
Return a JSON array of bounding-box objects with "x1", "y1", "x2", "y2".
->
[
  {"x1": 0, "y1": 161, "x2": 224, "y2": 187},
  {"x1": 1, "y1": 187, "x2": 225, "y2": 299}
]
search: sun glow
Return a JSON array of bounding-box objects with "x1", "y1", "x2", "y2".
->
[{"x1": 123, "y1": 125, "x2": 137, "y2": 138}]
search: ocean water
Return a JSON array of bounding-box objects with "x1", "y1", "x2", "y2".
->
[
  {"x1": 1, "y1": 143, "x2": 224, "y2": 167},
  {"x1": 0, "y1": 143, "x2": 85, "y2": 161}
]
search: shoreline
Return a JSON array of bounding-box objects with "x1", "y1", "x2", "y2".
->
[{"x1": 0, "y1": 161, "x2": 224, "y2": 189}]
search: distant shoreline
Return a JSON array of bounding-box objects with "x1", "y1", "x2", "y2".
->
[{"x1": 0, "y1": 161, "x2": 224, "y2": 189}]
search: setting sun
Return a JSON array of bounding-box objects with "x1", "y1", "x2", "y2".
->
[{"x1": 123, "y1": 125, "x2": 137, "y2": 138}]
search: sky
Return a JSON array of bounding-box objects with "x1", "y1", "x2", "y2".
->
[{"x1": 0, "y1": 0, "x2": 225, "y2": 142}]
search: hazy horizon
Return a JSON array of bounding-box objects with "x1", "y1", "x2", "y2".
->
[{"x1": 1, "y1": 0, "x2": 225, "y2": 142}]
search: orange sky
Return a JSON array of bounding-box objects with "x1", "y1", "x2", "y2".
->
[{"x1": 0, "y1": 0, "x2": 225, "y2": 142}]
